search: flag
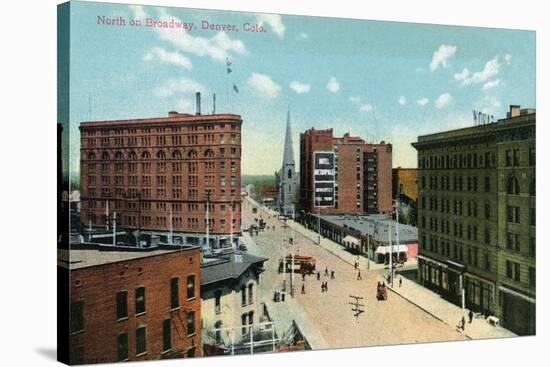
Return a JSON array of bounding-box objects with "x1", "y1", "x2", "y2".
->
[
  {"x1": 227, "y1": 67, "x2": 232, "y2": 74},
  {"x1": 233, "y1": 84, "x2": 239, "y2": 93},
  {"x1": 226, "y1": 58, "x2": 232, "y2": 67}
]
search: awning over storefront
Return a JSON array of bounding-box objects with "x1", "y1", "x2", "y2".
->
[
  {"x1": 418, "y1": 255, "x2": 448, "y2": 268},
  {"x1": 375, "y1": 245, "x2": 408, "y2": 254},
  {"x1": 343, "y1": 235, "x2": 360, "y2": 245},
  {"x1": 499, "y1": 286, "x2": 536, "y2": 304}
]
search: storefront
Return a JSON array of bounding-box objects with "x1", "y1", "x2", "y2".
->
[
  {"x1": 418, "y1": 255, "x2": 449, "y2": 294},
  {"x1": 464, "y1": 274, "x2": 495, "y2": 316},
  {"x1": 500, "y1": 286, "x2": 536, "y2": 335}
]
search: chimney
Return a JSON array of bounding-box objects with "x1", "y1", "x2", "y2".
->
[
  {"x1": 168, "y1": 111, "x2": 178, "y2": 117},
  {"x1": 509, "y1": 105, "x2": 521, "y2": 118},
  {"x1": 195, "y1": 92, "x2": 201, "y2": 115},
  {"x1": 212, "y1": 93, "x2": 216, "y2": 114}
]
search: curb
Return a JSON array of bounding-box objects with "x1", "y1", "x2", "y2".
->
[{"x1": 382, "y1": 280, "x2": 473, "y2": 340}]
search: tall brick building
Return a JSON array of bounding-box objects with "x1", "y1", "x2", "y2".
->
[
  {"x1": 299, "y1": 128, "x2": 392, "y2": 217},
  {"x1": 62, "y1": 243, "x2": 201, "y2": 364},
  {"x1": 412, "y1": 105, "x2": 535, "y2": 335},
  {"x1": 80, "y1": 105, "x2": 242, "y2": 249}
]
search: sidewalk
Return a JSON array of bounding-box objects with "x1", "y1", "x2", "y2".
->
[
  {"x1": 241, "y1": 229, "x2": 331, "y2": 350},
  {"x1": 382, "y1": 275, "x2": 516, "y2": 340}
]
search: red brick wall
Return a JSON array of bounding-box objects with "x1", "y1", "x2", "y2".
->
[
  {"x1": 70, "y1": 249, "x2": 201, "y2": 364},
  {"x1": 80, "y1": 113, "x2": 242, "y2": 235},
  {"x1": 300, "y1": 129, "x2": 392, "y2": 215}
]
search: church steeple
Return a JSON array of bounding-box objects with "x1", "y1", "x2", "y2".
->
[{"x1": 282, "y1": 108, "x2": 295, "y2": 167}]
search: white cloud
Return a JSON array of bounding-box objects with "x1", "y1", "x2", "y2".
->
[
  {"x1": 349, "y1": 96, "x2": 361, "y2": 104},
  {"x1": 289, "y1": 81, "x2": 311, "y2": 94},
  {"x1": 296, "y1": 32, "x2": 308, "y2": 41},
  {"x1": 129, "y1": 5, "x2": 146, "y2": 20},
  {"x1": 482, "y1": 79, "x2": 501, "y2": 91},
  {"x1": 454, "y1": 68, "x2": 471, "y2": 81},
  {"x1": 154, "y1": 10, "x2": 246, "y2": 63},
  {"x1": 359, "y1": 104, "x2": 373, "y2": 113},
  {"x1": 416, "y1": 97, "x2": 429, "y2": 106},
  {"x1": 154, "y1": 77, "x2": 206, "y2": 98},
  {"x1": 144, "y1": 47, "x2": 192, "y2": 69},
  {"x1": 175, "y1": 98, "x2": 194, "y2": 111},
  {"x1": 456, "y1": 56, "x2": 506, "y2": 86},
  {"x1": 435, "y1": 93, "x2": 452, "y2": 109},
  {"x1": 504, "y1": 54, "x2": 512, "y2": 64},
  {"x1": 430, "y1": 44, "x2": 457, "y2": 71},
  {"x1": 399, "y1": 96, "x2": 407, "y2": 105},
  {"x1": 247, "y1": 73, "x2": 281, "y2": 98},
  {"x1": 476, "y1": 95, "x2": 501, "y2": 115},
  {"x1": 326, "y1": 77, "x2": 340, "y2": 93},
  {"x1": 256, "y1": 14, "x2": 285, "y2": 39}
]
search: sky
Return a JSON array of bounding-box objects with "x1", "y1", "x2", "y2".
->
[{"x1": 66, "y1": 1, "x2": 536, "y2": 177}]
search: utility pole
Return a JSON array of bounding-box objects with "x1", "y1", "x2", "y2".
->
[
  {"x1": 395, "y1": 200, "x2": 400, "y2": 271},
  {"x1": 169, "y1": 206, "x2": 173, "y2": 245},
  {"x1": 230, "y1": 200, "x2": 234, "y2": 250},
  {"x1": 388, "y1": 220, "x2": 393, "y2": 287},
  {"x1": 105, "y1": 200, "x2": 110, "y2": 230},
  {"x1": 348, "y1": 295, "x2": 365, "y2": 320},
  {"x1": 205, "y1": 191, "x2": 211, "y2": 251},
  {"x1": 112, "y1": 212, "x2": 117, "y2": 246},
  {"x1": 366, "y1": 233, "x2": 370, "y2": 271}
]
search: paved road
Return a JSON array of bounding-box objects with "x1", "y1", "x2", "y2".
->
[{"x1": 242, "y1": 198, "x2": 467, "y2": 349}]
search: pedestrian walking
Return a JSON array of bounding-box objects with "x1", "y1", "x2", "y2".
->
[
  {"x1": 331, "y1": 270, "x2": 335, "y2": 279},
  {"x1": 357, "y1": 270, "x2": 362, "y2": 280},
  {"x1": 354, "y1": 261, "x2": 358, "y2": 270},
  {"x1": 387, "y1": 273, "x2": 391, "y2": 284},
  {"x1": 468, "y1": 310, "x2": 474, "y2": 323},
  {"x1": 301, "y1": 284, "x2": 306, "y2": 294},
  {"x1": 317, "y1": 271, "x2": 321, "y2": 281},
  {"x1": 302, "y1": 272, "x2": 306, "y2": 282},
  {"x1": 321, "y1": 282, "x2": 325, "y2": 293},
  {"x1": 399, "y1": 277, "x2": 403, "y2": 288},
  {"x1": 325, "y1": 282, "x2": 328, "y2": 292},
  {"x1": 458, "y1": 316, "x2": 466, "y2": 331},
  {"x1": 325, "y1": 267, "x2": 329, "y2": 276}
]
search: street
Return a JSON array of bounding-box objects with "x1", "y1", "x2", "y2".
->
[{"x1": 241, "y1": 198, "x2": 467, "y2": 349}]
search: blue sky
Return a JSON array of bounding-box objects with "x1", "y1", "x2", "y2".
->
[{"x1": 67, "y1": 1, "x2": 535, "y2": 176}]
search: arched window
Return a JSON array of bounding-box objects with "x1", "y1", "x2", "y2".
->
[
  {"x1": 204, "y1": 149, "x2": 214, "y2": 158},
  {"x1": 188, "y1": 149, "x2": 197, "y2": 159},
  {"x1": 157, "y1": 150, "x2": 166, "y2": 160},
  {"x1": 115, "y1": 151, "x2": 124, "y2": 160},
  {"x1": 530, "y1": 178, "x2": 536, "y2": 196},
  {"x1": 128, "y1": 151, "x2": 137, "y2": 160},
  {"x1": 507, "y1": 176, "x2": 520, "y2": 195},
  {"x1": 141, "y1": 151, "x2": 151, "y2": 159},
  {"x1": 101, "y1": 152, "x2": 110, "y2": 161},
  {"x1": 287, "y1": 169, "x2": 292, "y2": 179},
  {"x1": 88, "y1": 152, "x2": 96, "y2": 160},
  {"x1": 172, "y1": 150, "x2": 182, "y2": 159}
]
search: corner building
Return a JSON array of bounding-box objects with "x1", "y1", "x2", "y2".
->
[
  {"x1": 299, "y1": 128, "x2": 392, "y2": 217},
  {"x1": 80, "y1": 111, "x2": 242, "y2": 249},
  {"x1": 412, "y1": 105, "x2": 535, "y2": 335}
]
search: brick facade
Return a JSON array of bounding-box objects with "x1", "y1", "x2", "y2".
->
[
  {"x1": 79, "y1": 112, "x2": 242, "y2": 241},
  {"x1": 299, "y1": 128, "x2": 392, "y2": 216},
  {"x1": 69, "y1": 247, "x2": 201, "y2": 364}
]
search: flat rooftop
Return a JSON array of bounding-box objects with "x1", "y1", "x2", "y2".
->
[
  {"x1": 311, "y1": 213, "x2": 418, "y2": 243},
  {"x1": 58, "y1": 243, "x2": 197, "y2": 270}
]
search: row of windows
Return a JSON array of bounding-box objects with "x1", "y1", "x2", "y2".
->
[
  {"x1": 87, "y1": 148, "x2": 240, "y2": 161},
  {"x1": 421, "y1": 235, "x2": 492, "y2": 271},
  {"x1": 83, "y1": 124, "x2": 239, "y2": 137},
  {"x1": 88, "y1": 161, "x2": 238, "y2": 174},
  {"x1": 86, "y1": 187, "x2": 237, "y2": 200},
  {"x1": 505, "y1": 260, "x2": 536, "y2": 287},
  {"x1": 419, "y1": 151, "x2": 496, "y2": 170}
]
